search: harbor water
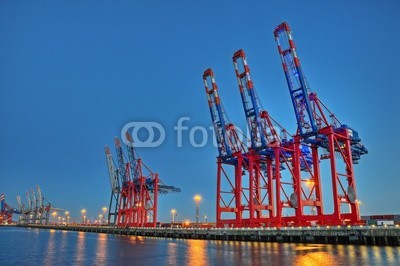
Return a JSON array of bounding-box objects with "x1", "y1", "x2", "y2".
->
[{"x1": 1, "y1": 227, "x2": 399, "y2": 265}]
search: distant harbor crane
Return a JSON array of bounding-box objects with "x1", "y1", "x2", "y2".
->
[{"x1": 105, "y1": 132, "x2": 181, "y2": 227}]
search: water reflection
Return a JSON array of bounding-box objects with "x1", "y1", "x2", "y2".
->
[
  {"x1": 193, "y1": 240, "x2": 400, "y2": 265},
  {"x1": 187, "y1": 239, "x2": 208, "y2": 266},
  {"x1": 44, "y1": 229, "x2": 56, "y2": 265},
  {"x1": 95, "y1": 233, "x2": 108, "y2": 264},
  {"x1": 74, "y1": 231, "x2": 86, "y2": 265},
  {"x1": 3, "y1": 227, "x2": 400, "y2": 265},
  {"x1": 293, "y1": 245, "x2": 335, "y2": 266},
  {"x1": 167, "y1": 242, "x2": 178, "y2": 265}
]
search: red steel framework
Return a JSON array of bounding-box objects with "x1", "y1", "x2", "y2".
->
[
  {"x1": 114, "y1": 136, "x2": 159, "y2": 227},
  {"x1": 203, "y1": 23, "x2": 367, "y2": 227},
  {"x1": 232, "y1": 50, "x2": 323, "y2": 227},
  {"x1": 105, "y1": 133, "x2": 180, "y2": 228}
]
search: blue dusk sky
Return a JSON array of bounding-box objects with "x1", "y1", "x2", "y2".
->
[{"x1": 1, "y1": 1, "x2": 399, "y2": 222}]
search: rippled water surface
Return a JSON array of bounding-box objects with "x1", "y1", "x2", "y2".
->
[{"x1": 1, "y1": 227, "x2": 399, "y2": 265}]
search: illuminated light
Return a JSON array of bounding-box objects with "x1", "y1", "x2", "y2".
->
[
  {"x1": 305, "y1": 179, "x2": 315, "y2": 188},
  {"x1": 193, "y1": 195, "x2": 202, "y2": 203}
]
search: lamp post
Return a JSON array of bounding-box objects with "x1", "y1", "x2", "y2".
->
[
  {"x1": 194, "y1": 194, "x2": 202, "y2": 227},
  {"x1": 102, "y1": 207, "x2": 107, "y2": 224},
  {"x1": 52, "y1": 211, "x2": 57, "y2": 224},
  {"x1": 170, "y1": 209, "x2": 177, "y2": 224},
  {"x1": 65, "y1": 211, "x2": 69, "y2": 225},
  {"x1": 99, "y1": 214, "x2": 103, "y2": 225},
  {"x1": 81, "y1": 209, "x2": 86, "y2": 224}
]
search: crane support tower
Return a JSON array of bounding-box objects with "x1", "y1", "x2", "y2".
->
[
  {"x1": 105, "y1": 132, "x2": 180, "y2": 228},
  {"x1": 274, "y1": 22, "x2": 367, "y2": 225}
]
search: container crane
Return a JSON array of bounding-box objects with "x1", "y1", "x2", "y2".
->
[
  {"x1": 114, "y1": 137, "x2": 134, "y2": 226},
  {"x1": 274, "y1": 22, "x2": 367, "y2": 225},
  {"x1": 17, "y1": 186, "x2": 53, "y2": 224},
  {"x1": 203, "y1": 68, "x2": 249, "y2": 227},
  {"x1": 0, "y1": 193, "x2": 20, "y2": 224},
  {"x1": 232, "y1": 49, "x2": 321, "y2": 227},
  {"x1": 35, "y1": 185, "x2": 51, "y2": 224},
  {"x1": 105, "y1": 145, "x2": 120, "y2": 225},
  {"x1": 105, "y1": 134, "x2": 180, "y2": 228}
]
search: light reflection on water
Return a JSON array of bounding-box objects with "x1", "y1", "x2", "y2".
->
[
  {"x1": 74, "y1": 231, "x2": 86, "y2": 265},
  {"x1": 94, "y1": 233, "x2": 108, "y2": 264},
  {"x1": 187, "y1": 239, "x2": 208, "y2": 265},
  {"x1": 44, "y1": 229, "x2": 56, "y2": 266},
  {"x1": 0, "y1": 227, "x2": 399, "y2": 265}
]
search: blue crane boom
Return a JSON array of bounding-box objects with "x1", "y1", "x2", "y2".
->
[
  {"x1": 114, "y1": 137, "x2": 130, "y2": 184},
  {"x1": 273, "y1": 22, "x2": 316, "y2": 137},
  {"x1": 125, "y1": 131, "x2": 139, "y2": 180},
  {"x1": 232, "y1": 49, "x2": 294, "y2": 158},
  {"x1": 203, "y1": 68, "x2": 245, "y2": 159},
  {"x1": 274, "y1": 22, "x2": 367, "y2": 161},
  {"x1": 232, "y1": 50, "x2": 269, "y2": 151}
]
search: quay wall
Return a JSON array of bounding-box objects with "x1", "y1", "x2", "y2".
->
[{"x1": 19, "y1": 224, "x2": 400, "y2": 246}]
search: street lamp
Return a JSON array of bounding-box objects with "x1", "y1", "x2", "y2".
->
[
  {"x1": 65, "y1": 211, "x2": 69, "y2": 225},
  {"x1": 81, "y1": 209, "x2": 86, "y2": 224},
  {"x1": 170, "y1": 209, "x2": 177, "y2": 224},
  {"x1": 194, "y1": 194, "x2": 202, "y2": 227},
  {"x1": 102, "y1": 207, "x2": 107, "y2": 224},
  {"x1": 52, "y1": 211, "x2": 57, "y2": 224}
]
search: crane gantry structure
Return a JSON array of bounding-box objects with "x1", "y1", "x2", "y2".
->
[
  {"x1": 105, "y1": 132, "x2": 181, "y2": 228},
  {"x1": 273, "y1": 22, "x2": 367, "y2": 225},
  {"x1": 0, "y1": 193, "x2": 20, "y2": 224},
  {"x1": 16, "y1": 185, "x2": 52, "y2": 224},
  {"x1": 203, "y1": 22, "x2": 367, "y2": 227}
]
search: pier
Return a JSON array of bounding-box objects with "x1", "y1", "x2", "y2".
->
[{"x1": 20, "y1": 224, "x2": 400, "y2": 246}]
